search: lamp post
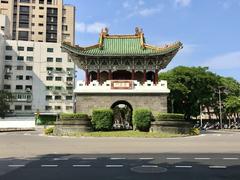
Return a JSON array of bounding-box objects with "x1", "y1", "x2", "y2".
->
[
  {"x1": 200, "y1": 104, "x2": 203, "y2": 127},
  {"x1": 218, "y1": 88, "x2": 223, "y2": 129}
]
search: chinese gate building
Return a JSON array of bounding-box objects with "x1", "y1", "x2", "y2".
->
[{"x1": 62, "y1": 28, "x2": 182, "y2": 115}]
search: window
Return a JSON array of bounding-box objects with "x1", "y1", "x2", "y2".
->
[
  {"x1": 47, "y1": 48, "x2": 53, "y2": 52},
  {"x1": 3, "y1": 84, "x2": 11, "y2": 90},
  {"x1": 62, "y1": 17, "x2": 66, "y2": 23},
  {"x1": 46, "y1": 67, "x2": 54, "y2": 71},
  {"x1": 47, "y1": 57, "x2": 53, "y2": 62},
  {"x1": 55, "y1": 67, "x2": 62, "y2": 72},
  {"x1": 26, "y1": 66, "x2": 33, "y2": 70},
  {"x1": 15, "y1": 105, "x2": 22, "y2": 111},
  {"x1": 66, "y1": 87, "x2": 73, "y2": 91},
  {"x1": 18, "y1": 31, "x2": 29, "y2": 41},
  {"x1": 39, "y1": 15, "x2": 44, "y2": 18},
  {"x1": 25, "y1": 85, "x2": 32, "y2": 91},
  {"x1": 39, "y1": 0, "x2": 44, "y2": 4},
  {"x1": 38, "y1": 23, "x2": 43, "y2": 26},
  {"x1": 38, "y1": 32, "x2": 43, "y2": 35},
  {"x1": 45, "y1": 106, "x2": 52, "y2": 110},
  {"x1": 39, "y1": 6, "x2": 44, "y2": 10},
  {"x1": 55, "y1": 106, "x2": 61, "y2": 110},
  {"x1": 66, "y1": 77, "x2": 73, "y2": 81},
  {"x1": 5, "y1": 56, "x2": 12, "y2": 60},
  {"x1": 26, "y1": 56, "x2": 33, "y2": 61},
  {"x1": 55, "y1": 96, "x2": 61, "y2": 100},
  {"x1": 26, "y1": 75, "x2": 32, "y2": 80},
  {"x1": 66, "y1": 96, "x2": 72, "y2": 100},
  {"x1": 62, "y1": 25, "x2": 68, "y2": 31},
  {"x1": 66, "y1": 106, "x2": 73, "y2": 110},
  {"x1": 24, "y1": 106, "x2": 32, "y2": 110},
  {"x1": 18, "y1": 46, "x2": 24, "y2": 51},
  {"x1": 20, "y1": 0, "x2": 30, "y2": 3},
  {"x1": 6, "y1": 46, "x2": 12, "y2": 50},
  {"x1": 46, "y1": 76, "x2": 53, "y2": 81},
  {"x1": 5, "y1": 65, "x2": 12, "y2": 71},
  {"x1": 17, "y1": 66, "x2": 24, "y2": 70},
  {"x1": 56, "y1": 58, "x2": 62, "y2": 62},
  {"x1": 32, "y1": 15, "x2": 35, "y2": 18},
  {"x1": 16, "y1": 85, "x2": 23, "y2": 90},
  {"x1": 4, "y1": 75, "x2": 11, "y2": 80},
  {"x1": 16, "y1": 75, "x2": 24, "y2": 80},
  {"x1": 46, "y1": 86, "x2": 53, "y2": 90},
  {"x1": 55, "y1": 86, "x2": 62, "y2": 90},
  {"x1": 27, "y1": 47, "x2": 34, "y2": 51},
  {"x1": 55, "y1": 77, "x2": 62, "y2": 81},
  {"x1": 17, "y1": 56, "x2": 24, "y2": 61},
  {"x1": 46, "y1": 95, "x2": 52, "y2": 100}
]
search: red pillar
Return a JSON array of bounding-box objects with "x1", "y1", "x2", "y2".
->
[
  {"x1": 97, "y1": 69, "x2": 100, "y2": 83},
  {"x1": 131, "y1": 69, "x2": 135, "y2": 80},
  {"x1": 155, "y1": 69, "x2": 159, "y2": 85},
  {"x1": 108, "y1": 70, "x2": 112, "y2": 80},
  {"x1": 85, "y1": 69, "x2": 89, "y2": 85},
  {"x1": 143, "y1": 69, "x2": 146, "y2": 83}
]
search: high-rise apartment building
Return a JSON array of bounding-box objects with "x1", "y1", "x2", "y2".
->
[{"x1": 0, "y1": 0, "x2": 75, "y2": 44}]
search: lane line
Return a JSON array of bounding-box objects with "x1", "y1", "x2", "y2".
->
[
  {"x1": 139, "y1": 158, "x2": 154, "y2": 160},
  {"x1": 82, "y1": 158, "x2": 97, "y2": 160},
  {"x1": 175, "y1": 165, "x2": 192, "y2": 168},
  {"x1": 41, "y1": 165, "x2": 58, "y2": 167},
  {"x1": 209, "y1": 166, "x2": 227, "y2": 169},
  {"x1": 141, "y1": 165, "x2": 158, "y2": 168},
  {"x1": 194, "y1": 158, "x2": 211, "y2": 160},
  {"x1": 166, "y1": 158, "x2": 181, "y2": 160},
  {"x1": 8, "y1": 165, "x2": 25, "y2": 167},
  {"x1": 110, "y1": 157, "x2": 126, "y2": 160},
  {"x1": 223, "y1": 158, "x2": 239, "y2": 160},
  {"x1": 72, "y1": 165, "x2": 91, "y2": 167},
  {"x1": 53, "y1": 158, "x2": 69, "y2": 161},
  {"x1": 106, "y1": 165, "x2": 124, "y2": 168}
]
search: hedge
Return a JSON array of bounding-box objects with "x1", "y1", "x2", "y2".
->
[
  {"x1": 36, "y1": 115, "x2": 56, "y2": 125},
  {"x1": 133, "y1": 109, "x2": 152, "y2": 132},
  {"x1": 91, "y1": 109, "x2": 113, "y2": 131},
  {"x1": 60, "y1": 113, "x2": 88, "y2": 120},
  {"x1": 155, "y1": 113, "x2": 184, "y2": 121}
]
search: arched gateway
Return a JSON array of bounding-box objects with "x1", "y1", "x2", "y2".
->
[{"x1": 61, "y1": 28, "x2": 182, "y2": 115}]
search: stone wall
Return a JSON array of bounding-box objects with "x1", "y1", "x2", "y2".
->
[{"x1": 76, "y1": 93, "x2": 168, "y2": 115}]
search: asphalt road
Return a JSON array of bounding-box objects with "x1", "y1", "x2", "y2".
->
[{"x1": 0, "y1": 130, "x2": 240, "y2": 180}]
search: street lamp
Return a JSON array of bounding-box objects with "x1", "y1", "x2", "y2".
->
[{"x1": 218, "y1": 88, "x2": 223, "y2": 129}]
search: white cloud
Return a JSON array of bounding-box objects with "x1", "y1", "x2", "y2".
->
[
  {"x1": 202, "y1": 51, "x2": 240, "y2": 70},
  {"x1": 123, "y1": 1, "x2": 130, "y2": 8},
  {"x1": 127, "y1": 4, "x2": 164, "y2": 18},
  {"x1": 175, "y1": 0, "x2": 191, "y2": 7},
  {"x1": 138, "y1": 0, "x2": 145, "y2": 6},
  {"x1": 76, "y1": 22, "x2": 108, "y2": 34}
]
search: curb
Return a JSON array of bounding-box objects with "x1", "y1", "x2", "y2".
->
[{"x1": 0, "y1": 128, "x2": 35, "y2": 132}]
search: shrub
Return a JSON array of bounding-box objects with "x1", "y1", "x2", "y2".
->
[
  {"x1": 60, "y1": 113, "x2": 88, "y2": 120},
  {"x1": 189, "y1": 128, "x2": 200, "y2": 136},
  {"x1": 155, "y1": 113, "x2": 184, "y2": 121},
  {"x1": 91, "y1": 109, "x2": 113, "y2": 131},
  {"x1": 133, "y1": 109, "x2": 152, "y2": 132},
  {"x1": 36, "y1": 115, "x2": 56, "y2": 125},
  {"x1": 44, "y1": 127, "x2": 54, "y2": 135}
]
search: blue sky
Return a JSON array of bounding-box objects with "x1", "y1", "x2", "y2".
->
[{"x1": 64, "y1": 0, "x2": 240, "y2": 81}]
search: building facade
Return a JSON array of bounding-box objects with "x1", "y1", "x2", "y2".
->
[
  {"x1": 62, "y1": 28, "x2": 183, "y2": 115},
  {"x1": 0, "y1": 0, "x2": 75, "y2": 44}
]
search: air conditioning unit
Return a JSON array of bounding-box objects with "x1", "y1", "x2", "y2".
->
[
  {"x1": 6, "y1": 68, "x2": 10, "y2": 73},
  {"x1": 67, "y1": 71, "x2": 71, "y2": 75},
  {"x1": 47, "y1": 70, "x2": 52, "y2": 75},
  {"x1": 25, "y1": 88, "x2": 31, "y2": 92},
  {"x1": 67, "y1": 81, "x2": 73, "y2": 85}
]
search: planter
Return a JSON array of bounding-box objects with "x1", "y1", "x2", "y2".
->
[
  {"x1": 150, "y1": 120, "x2": 192, "y2": 134},
  {"x1": 54, "y1": 119, "x2": 92, "y2": 136}
]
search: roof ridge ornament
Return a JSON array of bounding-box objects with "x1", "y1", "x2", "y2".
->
[{"x1": 135, "y1": 27, "x2": 146, "y2": 49}]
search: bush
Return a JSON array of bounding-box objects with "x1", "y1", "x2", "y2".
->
[
  {"x1": 155, "y1": 113, "x2": 184, "y2": 121},
  {"x1": 91, "y1": 109, "x2": 113, "y2": 131},
  {"x1": 44, "y1": 127, "x2": 54, "y2": 135},
  {"x1": 133, "y1": 109, "x2": 152, "y2": 132},
  {"x1": 60, "y1": 113, "x2": 88, "y2": 120},
  {"x1": 36, "y1": 115, "x2": 56, "y2": 125},
  {"x1": 190, "y1": 128, "x2": 200, "y2": 135}
]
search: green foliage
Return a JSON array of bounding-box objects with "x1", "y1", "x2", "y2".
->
[
  {"x1": 91, "y1": 109, "x2": 113, "y2": 131},
  {"x1": 60, "y1": 113, "x2": 88, "y2": 120},
  {"x1": 44, "y1": 127, "x2": 54, "y2": 135},
  {"x1": 133, "y1": 109, "x2": 152, "y2": 132},
  {"x1": 36, "y1": 115, "x2": 56, "y2": 125},
  {"x1": 189, "y1": 128, "x2": 200, "y2": 136},
  {"x1": 0, "y1": 90, "x2": 13, "y2": 119},
  {"x1": 155, "y1": 113, "x2": 184, "y2": 121}
]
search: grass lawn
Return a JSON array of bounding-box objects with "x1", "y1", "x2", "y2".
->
[{"x1": 67, "y1": 131, "x2": 186, "y2": 138}]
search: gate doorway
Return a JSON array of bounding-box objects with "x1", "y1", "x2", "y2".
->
[{"x1": 111, "y1": 100, "x2": 133, "y2": 130}]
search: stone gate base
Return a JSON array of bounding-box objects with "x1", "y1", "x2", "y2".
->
[{"x1": 75, "y1": 93, "x2": 168, "y2": 115}]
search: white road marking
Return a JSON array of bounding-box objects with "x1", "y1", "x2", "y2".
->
[
  {"x1": 139, "y1": 158, "x2": 154, "y2": 160},
  {"x1": 53, "y1": 158, "x2": 69, "y2": 161},
  {"x1": 209, "y1": 166, "x2": 227, "y2": 169},
  {"x1": 41, "y1": 165, "x2": 58, "y2": 167},
  {"x1": 24, "y1": 133, "x2": 31, "y2": 136},
  {"x1": 82, "y1": 158, "x2": 97, "y2": 160},
  {"x1": 110, "y1": 157, "x2": 126, "y2": 160},
  {"x1": 213, "y1": 134, "x2": 221, "y2": 137},
  {"x1": 223, "y1": 158, "x2": 239, "y2": 160},
  {"x1": 8, "y1": 165, "x2": 25, "y2": 167},
  {"x1": 72, "y1": 165, "x2": 91, "y2": 167},
  {"x1": 175, "y1": 165, "x2": 192, "y2": 168},
  {"x1": 141, "y1": 165, "x2": 158, "y2": 168},
  {"x1": 194, "y1": 158, "x2": 211, "y2": 160},
  {"x1": 106, "y1": 165, "x2": 124, "y2": 168},
  {"x1": 166, "y1": 157, "x2": 181, "y2": 160},
  {"x1": 199, "y1": 134, "x2": 206, "y2": 137}
]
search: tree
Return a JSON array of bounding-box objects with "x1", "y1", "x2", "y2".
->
[
  {"x1": 224, "y1": 96, "x2": 240, "y2": 122},
  {"x1": 0, "y1": 90, "x2": 13, "y2": 119}
]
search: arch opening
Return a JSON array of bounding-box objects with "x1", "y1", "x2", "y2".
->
[{"x1": 111, "y1": 100, "x2": 133, "y2": 130}]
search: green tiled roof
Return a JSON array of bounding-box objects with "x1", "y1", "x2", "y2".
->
[{"x1": 62, "y1": 34, "x2": 182, "y2": 57}]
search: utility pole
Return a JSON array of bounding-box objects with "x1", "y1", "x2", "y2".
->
[
  {"x1": 200, "y1": 104, "x2": 203, "y2": 127},
  {"x1": 219, "y1": 88, "x2": 223, "y2": 129}
]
